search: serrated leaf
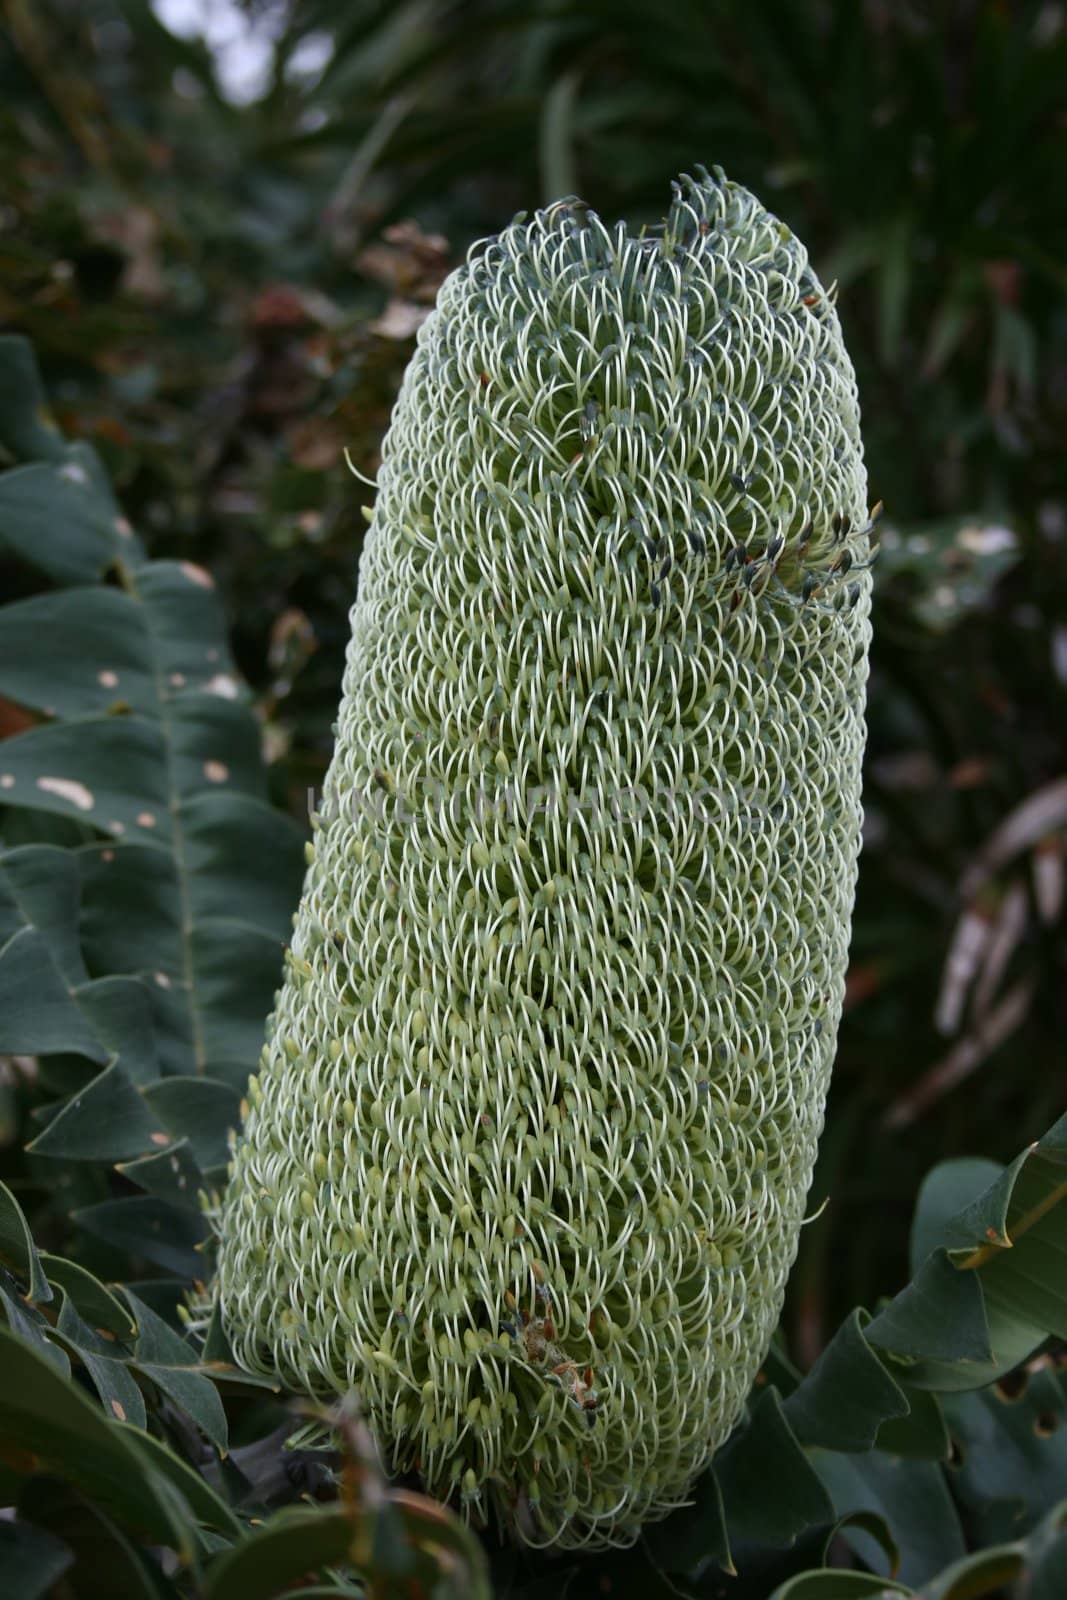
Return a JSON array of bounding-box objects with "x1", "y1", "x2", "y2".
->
[
  {"x1": 0, "y1": 926, "x2": 107, "y2": 1061},
  {"x1": 0, "y1": 588, "x2": 157, "y2": 721},
  {"x1": 0, "y1": 349, "x2": 303, "y2": 1263},
  {"x1": 810, "y1": 1449, "x2": 965, "y2": 1588},
  {"x1": 0, "y1": 715, "x2": 170, "y2": 837},
  {"x1": 943, "y1": 1368, "x2": 1067, "y2": 1539},
  {"x1": 28, "y1": 1059, "x2": 165, "y2": 1161},
  {"x1": 0, "y1": 845, "x2": 88, "y2": 987},
  {"x1": 122, "y1": 1289, "x2": 228, "y2": 1450},
  {"x1": 74, "y1": 1196, "x2": 208, "y2": 1278},
  {"x1": 76, "y1": 840, "x2": 183, "y2": 984},
  {"x1": 875, "y1": 1384, "x2": 950, "y2": 1462},
  {"x1": 40, "y1": 1253, "x2": 136, "y2": 1340},
  {"x1": 716, "y1": 1386, "x2": 834, "y2": 1548},
  {"x1": 909, "y1": 1160, "x2": 1008, "y2": 1267},
  {"x1": 55, "y1": 1336, "x2": 148, "y2": 1430},
  {"x1": 786, "y1": 1309, "x2": 910, "y2": 1453},
  {"x1": 75, "y1": 974, "x2": 163, "y2": 1085},
  {"x1": 144, "y1": 1076, "x2": 242, "y2": 1174},
  {"x1": 117, "y1": 1138, "x2": 204, "y2": 1202},
  {"x1": 0, "y1": 1282, "x2": 71, "y2": 1377},
  {"x1": 872, "y1": 1116, "x2": 1067, "y2": 1389},
  {"x1": 864, "y1": 1252, "x2": 993, "y2": 1378}
]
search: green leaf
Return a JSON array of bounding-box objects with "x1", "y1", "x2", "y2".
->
[
  {"x1": 17, "y1": 1480, "x2": 163, "y2": 1600},
  {"x1": 871, "y1": 1115, "x2": 1067, "y2": 1389},
  {"x1": 943, "y1": 1367, "x2": 1067, "y2": 1539},
  {"x1": 919, "y1": 1544, "x2": 1024, "y2": 1599},
  {"x1": 117, "y1": 1139, "x2": 204, "y2": 1203},
  {"x1": 202, "y1": 1504, "x2": 354, "y2": 1600},
  {"x1": 769, "y1": 1571, "x2": 911, "y2": 1599},
  {"x1": 0, "y1": 335, "x2": 65, "y2": 463},
  {"x1": 74, "y1": 1196, "x2": 208, "y2": 1278},
  {"x1": 0, "y1": 716, "x2": 170, "y2": 838},
  {"x1": 864, "y1": 1252, "x2": 993, "y2": 1379},
  {"x1": 875, "y1": 1385, "x2": 950, "y2": 1462},
  {"x1": 716, "y1": 1387, "x2": 834, "y2": 1548},
  {"x1": 0, "y1": 845, "x2": 89, "y2": 988},
  {"x1": 786, "y1": 1309, "x2": 910, "y2": 1452},
  {"x1": 0, "y1": 452, "x2": 134, "y2": 584},
  {"x1": 123, "y1": 1290, "x2": 228, "y2": 1450},
  {"x1": 909, "y1": 1160, "x2": 1009, "y2": 1267},
  {"x1": 54, "y1": 1326, "x2": 148, "y2": 1430},
  {"x1": 0, "y1": 1181, "x2": 52, "y2": 1302},
  {"x1": 0, "y1": 1325, "x2": 201, "y2": 1551},
  {"x1": 28, "y1": 1059, "x2": 166, "y2": 1162},
  {"x1": 810, "y1": 1450, "x2": 965, "y2": 1587},
  {"x1": 0, "y1": 1520, "x2": 74, "y2": 1600},
  {"x1": 0, "y1": 926, "x2": 107, "y2": 1061},
  {"x1": 40, "y1": 1253, "x2": 136, "y2": 1339},
  {"x1": 643, "y1": 1465, "x2": 731, "y2": 1578},
  {"x1": 0, "y1": 1281, "x2": 71, "y2": 1377},
  {"x1": 143, "y1": 1076, "x2": 242, "y2": 1174},
  {"x1": 0, "y1": 588, "x2": 157, "y2": 719}
]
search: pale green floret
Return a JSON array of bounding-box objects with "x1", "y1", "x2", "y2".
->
[{"x1": 215, "y1": 166, "x2": 872, "y2": 1549}]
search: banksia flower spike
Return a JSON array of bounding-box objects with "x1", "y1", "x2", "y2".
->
[{"x1": 216, "y1": 166, "x2": 873, "y2": 1549}]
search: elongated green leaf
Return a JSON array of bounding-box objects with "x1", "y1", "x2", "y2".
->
[
  {"x1": 0, "y1": 333, "x2": 64, "y2": 462},
  {"x1": 0, "y1": 1181, "x2": 52, "y2": 1301},
  {"x1": 202, "y1": 1504, "x2": 354, "y2": 1600},
  {"x1": 0, "y1": 1326, "x2": 199, "y2": 1551},
  {"x1": 769, "y1": 1571, "x2": 911, "y2": 1599},
  {"x1": 0, "y1": 588, "x2": 158, "y2": 719},
  {"x1": 0, "y1": 716, "x2": 171, "y2": 839},
  {"x1": 870, "y1": 1115, "x2": 1067, "y2": 1389},
  {"x1": 864, "y1": 1252, "x2": 993, "y2": 1379},
  {"x1": 943, "y1": 1367, "x2": 1067, "y2": 1540},
  {"x1": 117, "y1": 1139, "x2": 204, "y2": 1203},
  {"x1": 16, "y1": 1480, "x2": 162, "y2": 1600}
]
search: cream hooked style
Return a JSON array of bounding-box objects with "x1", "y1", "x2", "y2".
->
[{"x1": 215, "y1": 166, "x2": 873, "y2": 1548}]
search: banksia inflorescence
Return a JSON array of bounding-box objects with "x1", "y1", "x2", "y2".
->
[{"x1": 215, "y1": 166, "x2": 873, "y2": 1548}]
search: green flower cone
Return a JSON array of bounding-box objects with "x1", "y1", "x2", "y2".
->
[{"x1": 216, "y1": 166, "x2": 873, "y2": 1549}]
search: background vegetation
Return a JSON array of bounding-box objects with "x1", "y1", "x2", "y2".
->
[{"x1": 0, "y1": 1, "x2": 1064, "y2": 1595}]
